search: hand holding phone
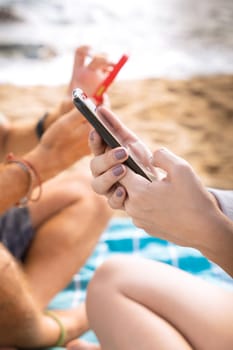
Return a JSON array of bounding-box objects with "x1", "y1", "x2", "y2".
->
[{"x1": 72, "y1": 88, "x2": 161, "y2": 182}]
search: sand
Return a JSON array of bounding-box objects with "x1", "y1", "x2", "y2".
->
[{"x1": 0, "y1": 74, "x2": 232, "y2": 189}]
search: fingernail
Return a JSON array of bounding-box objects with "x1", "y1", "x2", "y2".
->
[
  {"x1": 159, "y1": 147, "x2": 169, "y2": 153},
  {"x1": 116, "y1": 187, "x2": 124, "y2": 197},
  {"x1": 112, "y1": 165, "x2": 124, "y2": 176},
  {"x1": 89, "y1": 130, "x2": 95, "y2": 141},
  {"x1": 114, "y1": 149, "x2": 127, "y2": 160}
]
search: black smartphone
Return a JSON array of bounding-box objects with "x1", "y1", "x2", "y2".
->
[{"x1": 72, "y1": 88, "x2": 155, "y2": 182}]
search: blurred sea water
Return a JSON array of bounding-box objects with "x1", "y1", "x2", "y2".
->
[{"x1": 0, "y1": 0, "x2": 233, "y2": 85}]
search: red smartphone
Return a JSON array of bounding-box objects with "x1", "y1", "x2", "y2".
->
[{"x1": 92, "y1": 54, "x2": 129, "y2": 104}]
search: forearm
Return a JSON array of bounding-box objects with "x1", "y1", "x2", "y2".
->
[
  {"x1": 0, "y1": 107, "x2": 91, "y2": 213},
  {"x1": 203, "y1": 189, "x2": 233, "y2": 276},
  {"x1": 0, "y1": 145, "x2": 62, "y2": 214},
  {"x1": 0, "y1": 110, "x2": 59, "y2": 161},
  {"x1": 0, "y1": 162, "x2": 31, "y2": 214},
  {"x1": 199, "y1": 210, "x2": 233, "y2": 277},
  {"x1": 0, "y1": 122, "x2": 39, "y2": 159}
]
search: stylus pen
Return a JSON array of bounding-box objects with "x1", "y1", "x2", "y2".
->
[{"x1": 92, "y1": 54, "x2": 129, "y2": 104}]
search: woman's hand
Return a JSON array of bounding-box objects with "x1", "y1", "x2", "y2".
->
[
  {"x1": 89, "y1": 106, "x2": 233, "y2": 275},
  {"x1": 89, "y1": 108, "x2": 223, "y2": 249}
]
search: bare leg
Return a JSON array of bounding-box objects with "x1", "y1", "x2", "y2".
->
[
  {"x1": 0, "y1": 167, "x2": 112, "y2": 347},
  {"x1": 24, "y1": 166, "x2": 112, "y2": 307},
  {"x1": 0, "y1": 244, "x2": 70, "y2": 347},
  {"x1": 86, "y1": 255, "x2": 233, "y2": 350},
  {"x1": 0, "y1": 46, "x2": 113, "y2": 347},
  {"x1": 0, "y1": 244, "x2": 103, "y2": 347}
]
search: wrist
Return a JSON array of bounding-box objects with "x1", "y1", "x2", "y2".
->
[
  {"x1": 25, "y1": 146, "x2": 60, "y2": 183},
  {"x1": 5, "y1": 152, "x2": 42, "y2": 206},
  {"x1": 199, "y1": 209, "x2": 233, "y2": 274}
]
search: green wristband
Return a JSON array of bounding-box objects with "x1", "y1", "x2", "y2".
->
[{"x1": 45, "y1": 310, "x2": 66, "y2": 346}]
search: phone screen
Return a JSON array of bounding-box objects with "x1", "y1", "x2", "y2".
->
[{"x1": 72, "y1": 88, "x2": 155, "y2": 182}]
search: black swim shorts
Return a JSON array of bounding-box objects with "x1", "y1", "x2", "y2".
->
[{"x1": 0, "y1": 207, "x2": 35, "y2": 260}]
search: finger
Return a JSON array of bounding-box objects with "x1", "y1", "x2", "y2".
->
[
  {"x1": 88, "y1": 54, "x2": 114, "y2": 71},
  {"x1": 100, "y1": 93, "x2": 111, "y2": 108},
  {"x1": 96, "y1": 106, "x2": 138, "y2": 145},
  {"x1": 88, "y1": 128, "x2": 107, "y2": 156},
  {"x1": 91, "y1": 164, "x2": 127, "y2": 195},
  {"x1": 71, "y1": 46, "x2": 92, "y2": 85},
  {"x1": 68, "y1": 46, "x2": 92, "y2": 96},
  {"x1": 90, "y1": 146, "x2": 128, "y2": 177},
  {"x1": 152, "y1": 148, "x2": 189, "y2": 180},
  {"x1": 108, "y1": 185, "x2": 127, "y2": 210},
  {"x1": 74, "y1": 45, "x2": 92, "y2": 67}
]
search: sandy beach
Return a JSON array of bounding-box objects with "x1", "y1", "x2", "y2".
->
[{"x1": 0, "y1": 74, "x2": 233, "y2": 189}]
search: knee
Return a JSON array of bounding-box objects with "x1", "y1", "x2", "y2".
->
[
  {"x1": 86, "y1": 255, "x2": 128, "y2": 319},
  {"x1": 55, "y1": 189, "x2": 112, "y2": 250},
  {"x1": 82, "y1": 190, "x2": 113, "y2": 224},
  {"x1": 65, "y1": 174, "x2": 113, "y2": 225},
  {"x1": 89, "y1": 254, "x2": 127, "y2": 285}
]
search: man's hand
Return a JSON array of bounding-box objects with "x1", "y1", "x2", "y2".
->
[
  {"x1": 26, "y1": 108, "x2": 91, "y2": 182},
  {"x1": 67, "y1": 45, "x2": 114, "y2": 98},
  {"x1": 45, "y1": 46, "x2": 113, "y2": 130}
]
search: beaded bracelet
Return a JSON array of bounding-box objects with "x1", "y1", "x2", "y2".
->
[{"x1": 5, "y1": 152, "x2": 42, "y2": 207}]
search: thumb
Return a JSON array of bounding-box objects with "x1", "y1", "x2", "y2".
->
[{"x1": 151, "y1": 148, "x2": 187, "y2": 179}]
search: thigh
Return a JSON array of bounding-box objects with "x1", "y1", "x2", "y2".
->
[
  {"x1": 28, "y1": 165, "x2": 93, "y2": 228},
  {"x1": 107, "y1": 256, "x2": 233, "y2": 350}
]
